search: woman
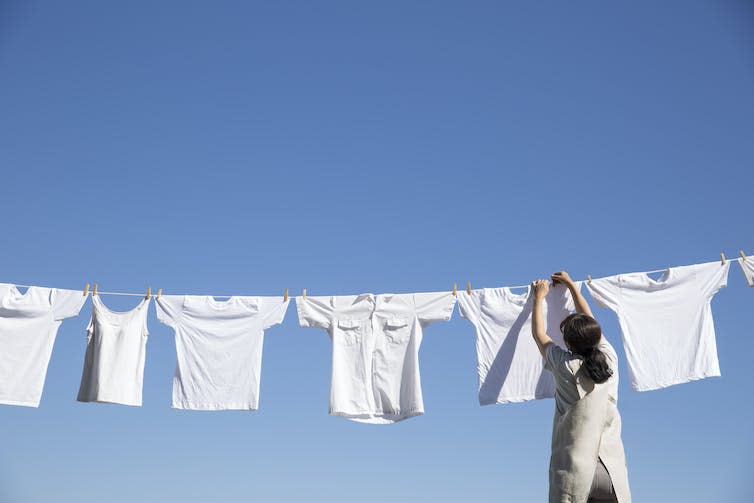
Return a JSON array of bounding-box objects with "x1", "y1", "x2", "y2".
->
[{"x1": 531, "y1": 271, "x2": 631, "y2": 503}]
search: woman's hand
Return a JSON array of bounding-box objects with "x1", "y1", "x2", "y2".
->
[
  {"x1": 531, "y1": 279, "x2": 550, "y2": 301},
  {"x1": 551, "y1": 271, "x2": 575, "y2": 287}
]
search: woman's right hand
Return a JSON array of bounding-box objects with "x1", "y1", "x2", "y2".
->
[{"x1": 551, "y1": 271, "x2": 575, "y2": 287}]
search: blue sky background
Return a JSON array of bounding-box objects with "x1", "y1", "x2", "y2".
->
[{"x1": 1, "y1": 1, "x2": 753, "y2": 501}]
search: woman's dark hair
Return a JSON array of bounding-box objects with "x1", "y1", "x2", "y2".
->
[{"x1": 560, "y1": 313, "x2": 613, "y2": 384}]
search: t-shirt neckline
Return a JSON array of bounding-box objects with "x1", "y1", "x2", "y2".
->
[
  {"x1": 641, "y1": 267, "x2": 673, "y2": 287},
  {"x1": 205, "y1": 296, "x2": 238, "y2": 309},
  {"x1": 10, "y1": 284, "x2": 35, "y2": 301},
  {"x1": 502, "y1": 286, "x2": 531, "y2": 305}
]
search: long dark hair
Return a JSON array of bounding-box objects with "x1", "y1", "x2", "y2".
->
[{"x1": 559, "y1": 313, "x2": 613, "y2": 384}]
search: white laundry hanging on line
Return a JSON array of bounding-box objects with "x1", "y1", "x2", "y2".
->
[
  {"x1": 457, "y1": 283, "x2": 580, "y2": 405},
  {"x1": 587, "y1": 260, "x2": 729, "y2": 392},
  {"x1": 0, "y1": 284, "x2": 87, "y2": 407},
  {"x1": 77, "y1": 295, "x2": 151, "y2": 406},
  {"x1": 739, "y1": 256, "x2": 754, "y2": 287},
  {"x1": 296, "y1": 291, "x2": 456, "y2": 424},
  {"x1": 156, "y1": 295, "x2": 290, "y2": 410}
]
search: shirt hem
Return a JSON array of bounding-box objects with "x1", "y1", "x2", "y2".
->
[
  {"x1": 171, "y1": 401, "x2": 259, "y2": 411},
  {"x1": 632, "y1": 372, "x2": 721, "y2": 392},
  {"x1": 0, "y1": 399, "x2": 41, "y2": 408},
  {"x1": 329, "y1": 408, "x2": 424, "y2": 424},
  {"x1": 480, "y1": 394, "x2": 553, "y2": 406},
  {"x1": 77, "y1": 397, "x2": 142, "y2": 407}
]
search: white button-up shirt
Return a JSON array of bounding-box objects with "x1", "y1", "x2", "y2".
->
[{"x1": 297, "y1": 292, "x2": 456, "y2": 424}]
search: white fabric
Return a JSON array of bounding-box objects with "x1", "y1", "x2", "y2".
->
[
  {"x1": 456, "y1": 283, "x2": 580, "y2": 405},
  {"x1": 544, "y1": 339, "x2": 631, "y2": 503},
  {"x1": 77, "y1": 295, "x2": 150, "y2": 406},
  {"x1": 739, "y1": 256, "x2": 754, "y2": 287},
  {"x1": 156, "y1": 295, "x2": 289, "y2": 410},
  {"x1": 0, "y1": 284, "x2": 87, "y2": 407},
  {"x1": 296, "y1": 292, "x2": 456, "y2": 424},
  {"x1": 587, "y1": 261, "x2": 729, "y2": 392}
]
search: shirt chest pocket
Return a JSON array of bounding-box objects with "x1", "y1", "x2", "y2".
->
[
  {"x1": 336, "y1": 319, "x2": 364, "y2": 346},
  {"x1": 384, "y1": 317, "x2": 411, "y2": 344}
]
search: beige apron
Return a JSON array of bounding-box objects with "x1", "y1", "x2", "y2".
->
[{"x1": 549, "y1": 368, "x2": 631, "y2": 503}]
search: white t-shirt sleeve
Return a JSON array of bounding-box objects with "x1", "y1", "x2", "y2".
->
[
  {"x1": 696, "y1": 261, "x2": 730, "y2": 300},
  {"x1": 544, "y1": 343, "x2": 571, "y2": 379},
  {"x1": 52, "y1": 288, "x2": 87, "y2": 321},
  {"x1": 296, "y1": 296, "x2": 333, "y2": 329},
  {"x1": 586, "y1": 276, "x2": 621, "y2": 313},
  {"x1": 413, "y1": 291, "x2": 457, "y2": 325},
  {"x1": 155, "y1": 295, "x2": 185, "y2": 328},
  {"x1": 740, "y1": 256, "x2": 754, "y2": 287},
  {"x1": 258, "y1": 297, "x2": 291, "y2": 330}
]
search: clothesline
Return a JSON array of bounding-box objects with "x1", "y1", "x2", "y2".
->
[{"x1": 9, "y1": 256, "x2": 745, "y2": 299}]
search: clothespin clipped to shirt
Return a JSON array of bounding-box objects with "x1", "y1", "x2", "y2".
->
[
  {"x1": 157, "y1": 288, "x2": 163, "y2": 299},
  {"x1": 452, "y1": 283, "x2": 458, "y2": 297},
  {"x1": 145, "y1": 286, "x2": 152, "y2": 300},
  {"x1": 283, "y1": 288, "x2": 289, "y2": 302},
  {"x1": 740, "y1": 250, "x2": 747, "y2": 260},
  {"x1": 83, "y1": 283, "x2": 90, "y2": 297},
  {"x1": 587, "y1": 274, "x2": 593, "y2": 284},
  {"x1": 302, "y1": 288, "x2": 307, "y2": 300},
  {"x1": 720, "y1": 252, "x2": 727, "y2": 265},
  {"x1": 466, "y1": 282, "x2": 472, "y2": 295},
  {"x1": 92, "y1": 284, "x2": 98, "y2": 296}
]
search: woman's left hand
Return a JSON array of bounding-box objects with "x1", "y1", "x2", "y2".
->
[{"x1": 531, "y1": 279, "x2": 550, "y2": 300}]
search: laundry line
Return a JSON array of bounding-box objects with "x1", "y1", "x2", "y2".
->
[{"x1": 9, "y1": 254, "x2": 746, "y2": 299}]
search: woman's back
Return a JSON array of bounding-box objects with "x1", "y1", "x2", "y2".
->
[{"x1": 545, "y1": 337, "x2": 620, "y2": 415}]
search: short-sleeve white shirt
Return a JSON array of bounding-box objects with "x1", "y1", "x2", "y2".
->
[
  {"x1": 587, "y1": 261, "x2": 729, "y2": 391},
  {"x1": 156, "y1": 295, "x2": 290, "y2": 410},
  {"x1": 457, "y1": 283, "x2": 580, "y2": 405},
  {"x1": 0, "y1": 284, "x2": 87, "y2": 407},
  {"x1": 297, "y1": 292, "x2": 456, "y2": 424}
]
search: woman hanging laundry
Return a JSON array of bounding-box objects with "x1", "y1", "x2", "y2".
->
[{"x1": 530, "y1": 271, "x2": 631, "y2": 503}]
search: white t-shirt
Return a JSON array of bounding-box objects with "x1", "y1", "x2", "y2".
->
[
  {"x1": 587, "y1": 261, "x2": 729, "y2": 391},
  {"x1": 739, "y1": 256, "x2": 754, "y2": 287},
  {"x1": 77, "y1": 295, "x2": 150, "y2": 406},
  {"x1": 296, "y1": 292, "x2": 456, "y2": 424},
  {"x1": 156, "y1": 295, "x2": 290, "y2": 410},
  {"x1": 457, "y1": 283, "x2": 579, "y2": 405},
  {"x1": 0, "y1": 284, "x2": 87, "y2": 407}
]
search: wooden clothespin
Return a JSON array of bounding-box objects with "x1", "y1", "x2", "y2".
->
[
  {"x1": 145, "y1": 286, "x2": 152, "y2": 300},
  {"x1": 720, "y1": 252, "x2": 727, "y2": 265},
  {"x1": 587, "y1": 274, "x2": 593, "y2": 284},
  {"x1": 452, "y1": 283, "x2": 458, "y2": 297},
  {"x1": 740, "y1": 250, "x2": 747, "y2": 260},
  {"x1": 466, "y1": 282, "x2": 472, "y2": 295},
  {"x1": 157, "y1": 288, "x2": 163, "y2": 299},
  {"x1": 92, "y1": 283, "x2": 98, "y2": 296},
  {"x1": 283, "y1": 288, "x2": 289, "y2": 302},
  {"x1": 83, "y1": 283, "x2": 90, "y2": 297},
  {"x1": 302, "y1": 288, "x2": 307, "y2": 300}
]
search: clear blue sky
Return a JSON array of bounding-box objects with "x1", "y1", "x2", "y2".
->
[{"x1": 1, "y1": 1, "x2": 753, "y2": 501}]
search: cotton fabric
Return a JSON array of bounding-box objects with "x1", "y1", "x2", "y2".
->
[
  {"x1": 296, "y1": 292, "x2": 456, "y2": 424},
  {"x1": 156, "y1": 295, "x2": 289, "y2": 410},
  {"x1": 545, "y1": 339, "x2": 631, "y2": 503},
  {"x1": 456, "y1": 283, "x2": 579, "y2": 405},
  {"x1": 0, "y1": 284, "x2": 87, "y2": 407},
  {"x1": 77, "y1": 295, "x2": 150, "y2": 406},
  {"x1": 739, "y1": 256, "x2": 754, "y2": 287},
  {"x1": 586, "y1": 261, "x2": 729, "y2": 392}
]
